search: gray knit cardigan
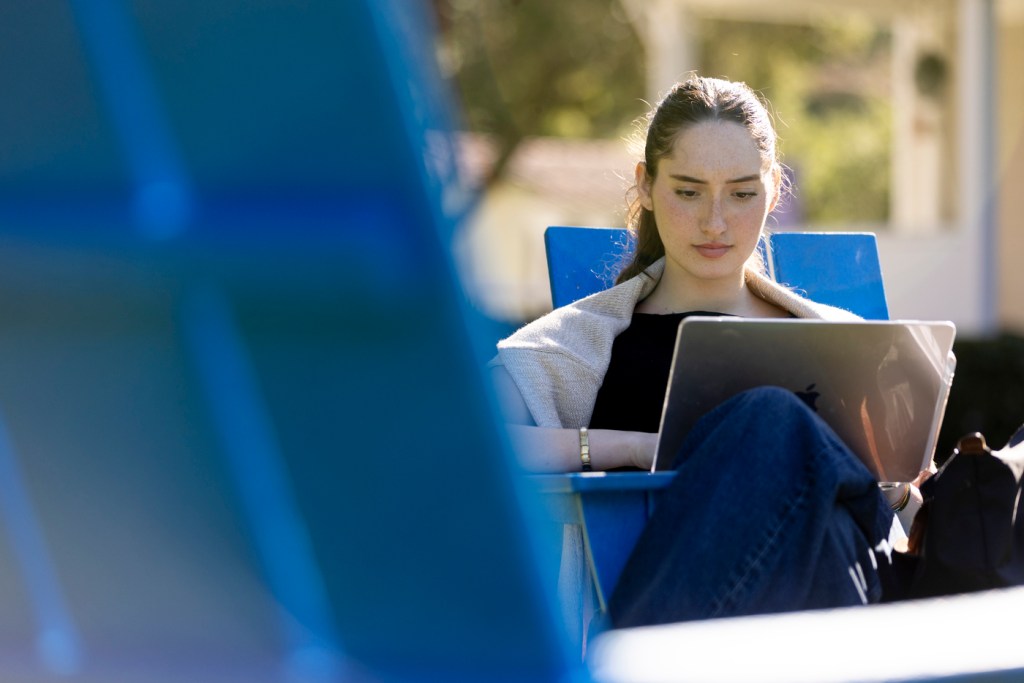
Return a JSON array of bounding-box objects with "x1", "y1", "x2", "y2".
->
[{"x1": 494, "y1": 257, "x2": 860, "y2": 429}]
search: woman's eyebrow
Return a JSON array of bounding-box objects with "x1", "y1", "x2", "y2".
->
[{"x1": 668, "y1": 173, "x2": 761, "y2": 184}]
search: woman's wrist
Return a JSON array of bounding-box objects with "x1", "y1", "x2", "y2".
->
[
  {"x1": 891, "y1": 482, "x2": 912, "y2": 512},
  {"x1": 896, "y1": 484, "x2": 924, "y2": 532},
  {"x1": 629, "y1": 431, "x2": 658, "y2": 470},
  {"x1": 580, "y1": 429, "x2": 657, "y2": 470},
  {"x1": 882, "y1": 482, "x2": 912, "y2": 509}
]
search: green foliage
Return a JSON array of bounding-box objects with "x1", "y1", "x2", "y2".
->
[{"x1": 435, "y1": 0, "x2": 645, "y2": 140}]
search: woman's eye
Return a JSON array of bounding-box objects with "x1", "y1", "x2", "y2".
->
[
  {"x1": 734, "y1": 191, "x2": 757, "y2": 199},
  {"x1": 675, "y1": 189, "x2": 698, "y2": 198}
]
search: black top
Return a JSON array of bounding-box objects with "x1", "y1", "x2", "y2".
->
[{"x1": 589, "y1": 311, "x2": 731, "y2": 434}]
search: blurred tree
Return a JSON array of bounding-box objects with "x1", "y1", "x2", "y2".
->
[{"x1": 433, "y1": 0, "x2": 645, "y2": 186}]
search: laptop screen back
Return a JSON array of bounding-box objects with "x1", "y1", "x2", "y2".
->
[{"x1": 653, "y1": 318, "x2": 956, "y2": 483}]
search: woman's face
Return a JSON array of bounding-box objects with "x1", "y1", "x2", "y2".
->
[{"x1": 637, "y1": 120, "x2": 779, "y2": 287}]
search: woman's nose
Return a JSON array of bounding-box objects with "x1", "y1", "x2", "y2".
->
[{"x1": 703, "y1": 197, "x2": 726, "y2": 235}]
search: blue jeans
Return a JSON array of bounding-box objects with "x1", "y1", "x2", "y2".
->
[{"x1": 609, "y1": 386, "x2": 895, "y2": 628}]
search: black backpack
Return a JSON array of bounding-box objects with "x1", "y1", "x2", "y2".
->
[{"x1": 900, "y1": 429, "x2": 1024, "y2": 598}]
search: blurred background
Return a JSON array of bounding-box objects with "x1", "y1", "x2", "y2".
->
[{"x1": 433, "y1": 0, "x2": 1024, "y2": 456}]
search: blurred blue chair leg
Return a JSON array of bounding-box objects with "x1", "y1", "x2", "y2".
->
[
  {"x1": 0, "y1": 415, "x2": 82, "y2": 675},
  {"x1": 179, "y1": 285, "x2": 344, "y2": 682}
]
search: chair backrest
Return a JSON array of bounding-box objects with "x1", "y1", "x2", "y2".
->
[
  {"x1": 768, "y1": 232, "x2": 889, "y2": 320},
  {"x1": 545, "y1": 226, "x2": 889, "y2": 320},
  {"x1": 545, "y1": 226, "x2": 633, "y2": 308},
  {"x1": 0, "y1": 2, "x2": 577, "y2": 681}
]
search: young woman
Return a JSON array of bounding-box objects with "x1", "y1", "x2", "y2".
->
[{"x1": 489, "y1": 76, "x2": 928, "y2": 629}]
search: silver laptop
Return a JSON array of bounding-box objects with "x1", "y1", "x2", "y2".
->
[{"x1": 651, "y1": 317, "x2": 957, "y2": 483}]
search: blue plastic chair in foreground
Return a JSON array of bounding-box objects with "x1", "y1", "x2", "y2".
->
[
  {"x1": 0, "y1": 2, "x2": 578, "y2": 680},
  {"x1": 538, "y1": 225, "x2": 891, "y2": 620}
]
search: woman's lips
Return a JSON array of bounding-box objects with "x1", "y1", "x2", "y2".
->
[{"x1": 694, "y1": 243, "x2": 731, "y2": 258}]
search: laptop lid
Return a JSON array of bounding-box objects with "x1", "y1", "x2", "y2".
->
[{"x1": 652, "y1": 318, "x2": 957, "y2": 483}]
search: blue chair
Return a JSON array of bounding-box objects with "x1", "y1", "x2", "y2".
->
[
  {"x1": 538, "y1": 225, "x2": 890, "y2": 623},
  {"x1": 545, "y1": 226, "x2": 889, "y2": 318},
  {"x1": 769, "y1": 231, "x2": 889, "y2": 321},
  {"x1": 0, "y1": 2, "x2": 579, "y2": 681}
]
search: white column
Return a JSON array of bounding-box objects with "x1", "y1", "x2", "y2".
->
[
  {"x1": 621, "y1": 0, "x2": 697, "y2": 101},
  {"x1": 890, "y1": 14, "x2": 916, "y2": 231},
  {"x1": 890, "y1": 13, "x2": 946, "y2": 234},
  {"x1": 957, "y1": 0, "x2": 998, "y2": 333},
  {"x1": 857, "y1": 1, "x2": 998, "y2": 334}
]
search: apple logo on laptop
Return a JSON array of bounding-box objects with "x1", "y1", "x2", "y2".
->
[{"x1": 795, "y1": 383, "x2": 820, "y2": 412}]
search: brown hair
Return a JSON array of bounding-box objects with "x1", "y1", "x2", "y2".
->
[{"x1": 616, "y1": 76, "x2": 783, "y2": 284}]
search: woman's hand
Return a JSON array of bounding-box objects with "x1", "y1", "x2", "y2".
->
[
  {"x1": 894, "y1": 466, "x2": 935, "y2": 535},
  {"x1": 629, "y1": 430, "x2": 660, "y2": 470},
  {"x1": 909, "y1": 466, "x2": 934, "y2": 499}
]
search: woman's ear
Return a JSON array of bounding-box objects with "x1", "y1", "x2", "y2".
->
[
  {"x1": 767, "y1": 165, "x2": 783, "y2": 213},
  {"x1": 635, "y1": 162, "x2": 654, "y2": 211}
]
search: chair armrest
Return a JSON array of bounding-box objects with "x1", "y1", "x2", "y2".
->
[
  {"x1": 529, "y1": 472, "x2": 677, "y2": 494},
  {"x1": 530, "y1": 472, "x2": 677, "y2": 609}
]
